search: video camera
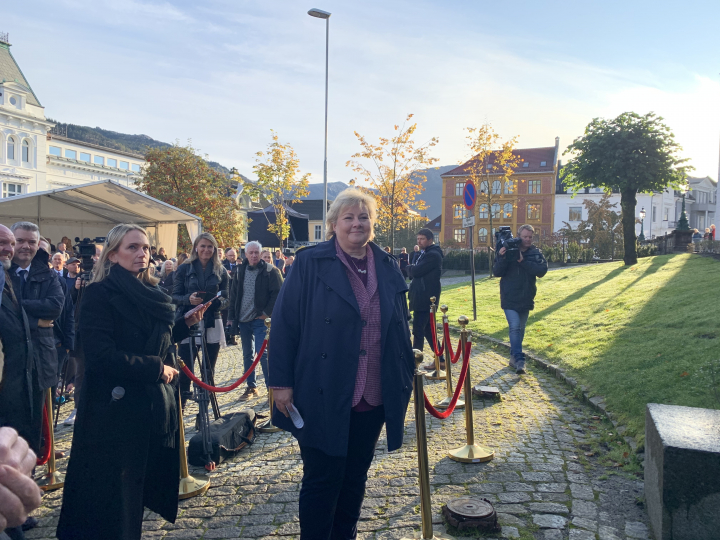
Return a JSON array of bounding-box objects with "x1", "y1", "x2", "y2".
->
[
  {"x1": 74, "y1": 237, "x2": 106, "y2": 280},
  {"x1": 495, "y1": 226, "x2": 522, "y2": 262}
]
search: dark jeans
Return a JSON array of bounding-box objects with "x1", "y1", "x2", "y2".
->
[
  {"x1": 237, "y1": 319, "x2": 269, "y2": 389},
  {"x1": 412, "y1": 310, "x2": 443, "y2": 362},
  {"x1": 299, "y1": 406, "x2": 385, "y2": 540},
  {"x1": 503, "y1": 309, "x2": 529, "y2": 367}
]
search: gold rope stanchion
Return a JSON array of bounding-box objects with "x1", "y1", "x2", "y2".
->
[
  {"x1": 424, "y1": 297, "x2": 445, "y2": 381},
  {"x1": 178, "y1": 390, "x2": 210, "y2": 499},
  {"x1": 447, "y1": 316, "x2": 494, "y2": 464},
  {"x1": 401, "y1": 350, "x2": 454, "y2": 540},
  {"x1": 435, "y1": 305, "x2": 464, "y2": 411},
  {"x1": 258, "y1": 318, "x2": 282, "y2": 433},
  {"x1": 37, "y1": 388, "x2": 64, "y2": 491}
]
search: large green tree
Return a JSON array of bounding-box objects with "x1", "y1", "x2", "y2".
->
[
  {"x1": 137, "y1": 142, "x2": 244, "y2": 251},
  {"x1": 563, "y1": 112, "x2": 692, "y2": 265}
]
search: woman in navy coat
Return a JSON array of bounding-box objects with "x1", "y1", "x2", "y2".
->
[{"x1": 269, "y1": 188, "x2": 414, "y2": 540}]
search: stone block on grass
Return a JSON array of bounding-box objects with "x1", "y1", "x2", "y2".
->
[{"x1": 645, "y1": 403, "x2": 720, "y2": 540}]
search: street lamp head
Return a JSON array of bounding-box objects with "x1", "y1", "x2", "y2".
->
[
  {"x1": 640, "y1": 207, "x2": 646, "y2": 220},
  {"x1": 308, "y1": 8, "x2": 331, "y2": 18}
]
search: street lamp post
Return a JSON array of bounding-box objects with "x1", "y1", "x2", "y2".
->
[
  {"x1": 676, "y1": 184, "x2": 690, "y2": 231},
  {"x1": 638, "y1": 207, "x2": 646, "y2": 242},
  {"x1": 308, "y1": 8, "x2": 331, "y2": 241}
]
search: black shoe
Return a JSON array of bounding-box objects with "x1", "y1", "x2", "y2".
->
[
  {"x1": 22, "y1": 516, "x2": 39, "y2": 531},
  {"x1": 516, "y1": 366, "x2": 526, "y2": 375}
]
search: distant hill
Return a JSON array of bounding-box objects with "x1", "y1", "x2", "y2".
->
[
  {"x1": 47, "y1": 120, "x2": 241, "y2": 179},
  {"x1": 301, "y1": 181, "x2": 352, "y2": 201},
  {"x1": 410, "y1": 165, "x2": 457, "y2": 218}
]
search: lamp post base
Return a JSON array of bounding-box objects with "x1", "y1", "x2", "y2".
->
[
  {"x1": 258, "y1": 420, "x2": 283, "y2": 433},
  {"x1": 179, "y1": 474, "x2": 210, "y2": 500},
  {"x1": 448, "y1": 444, "x2": 494, "y2": 463}
]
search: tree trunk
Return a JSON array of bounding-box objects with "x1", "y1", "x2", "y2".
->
[{"x1": 620, "y1": 189, "x2": 638, "y2": 265}]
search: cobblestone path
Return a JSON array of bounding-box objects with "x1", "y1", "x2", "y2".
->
[{"x1": 31, "y1": 338, "x2": 652, "y2": 540}]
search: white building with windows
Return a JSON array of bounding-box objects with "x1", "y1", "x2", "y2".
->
[{"x1": 0, "y1": 33, "x2": 144, "y2": 198}]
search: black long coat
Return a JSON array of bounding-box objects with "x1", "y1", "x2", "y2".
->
[
  {"x1": 57, "y1": 279, "x2": 190, "y2": 540},
  {"x1": 407, "y1": 243, "x2": 444, "y2": 312},
  {"x1": 268, "y1": 240, "x2": 414, "y2": 457}
]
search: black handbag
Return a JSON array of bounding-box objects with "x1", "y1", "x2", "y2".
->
[{"x1": 187, "y1": 411, "x2": 256, "y2": 466}]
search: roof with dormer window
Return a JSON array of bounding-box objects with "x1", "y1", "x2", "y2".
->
[{"x1": 0, "y1": 41, "x2": 41, "y2": 107}]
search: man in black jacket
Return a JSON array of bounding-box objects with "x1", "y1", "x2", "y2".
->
[
  {"x1": 228, "y1": 241, "x2": 283, "y2": 401},
  {"x1": 221, "y1": 249, "x2": 239, "y2": 344},
  {"x1": 9, "y1": 222, "x2": 64, "y2": 453},
  {"x1": 492, "y1": 224, "x2": 548, "y2": 374},
  {"x1": 407, "y1": 228, "x2": 445, "y2": 367}
]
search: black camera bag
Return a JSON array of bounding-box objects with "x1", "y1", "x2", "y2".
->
[{"x1": 188, "y1": 410, "x2": 256, "y2": 466}]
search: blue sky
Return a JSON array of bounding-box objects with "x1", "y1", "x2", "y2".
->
[{"x1": 7, "y1": 0, "x2": 720, "y2": 183}]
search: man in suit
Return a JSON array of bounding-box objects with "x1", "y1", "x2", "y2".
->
[
  {"x1": 410, "y1": 244, "x2": 421, "y2": 264},
  {"x1": 51, "y1": 252, "x2": 65, "y2": 277},
  {"x1": 221, "y1": 249, "x2": 239, "y2": 345}
]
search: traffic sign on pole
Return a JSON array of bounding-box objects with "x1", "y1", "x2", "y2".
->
[{"x1": 463, "y1": 181, "x2": 476, "y2": 211}]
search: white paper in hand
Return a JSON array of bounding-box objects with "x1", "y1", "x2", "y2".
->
[{"x1": 287, "y1": 403, "x2": 304, "y2": 429}]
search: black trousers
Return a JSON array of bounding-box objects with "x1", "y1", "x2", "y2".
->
[
  {"x1": 411, "y1": 310, "x2": 443, "y2": 361},
  {"x1": 298, "y1": 406, "x2": 385, "y2": 540}
]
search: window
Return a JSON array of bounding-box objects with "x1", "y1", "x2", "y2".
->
[
  {"x1": 314, "y1": 225, "x2": 322, "y2": 241},
  {"x1": 79, "y1": 152, "x2": 91, "y2": 162},
  {"x1": 522, "y1": 162, "x2": 529, "y2": 168},
  {"x1": 7, "y1": 138, "x2": 15, "y2": 160},
  {"x1": 131, "y1": 164, "x2": 141, "y2": 172},
  {"x1": 528, "y1": 180, "x2": 541, "y2": 194},
  {"x1": 9, "y1": 96, "x2": 17, "y2": 106},
  {"x1": 454, "y1": 228, "x2": 466, "y2": 243},
  {"x1": 478, "y1": 227, "x2": 488, "y2": 242},
  {"x1": 479, "y1": 181, "x2": 489, "y2": 194},
  {"x1": 94, "y1": 156, "x2": 105, "y2": 165},
  {"x1": 540, "y1": 161, "x2": 547, "y2": 167},
  {"x1": 2, "y1": 183, "x2": 22, "y2": 197},
  {"x1": 455, "y1": 182, "x2": 464, "y2": 196},
  {"x1": 491, "y1": 203, "x2": 500, "y2": 219},
  {"x1": 486, "y1": 163, "x2": 492, "y2": 170},
  {"x1": 663, "y1": 207, "x2": 669, "y2": 221},
  {"x1": 652, "y1": 206, "x2": 657, "y2": 223},
  {"x1": 65, "y1": 149, "x2": 77, "y2": 159},
  {"x1": 504, "y1": 181, "x2": 514, "y2": 194},
  {"x1": 569, "y1": 207, "x2": 582, "y2": 221},
  {"x1": 699, "y1": 191, "x2": 708, "y2": 204},
  {"x1": 479, "y1": 204, "x2": 488, "y2": 219},
  {"x1": 503, "y1": 203, "x2": 513, "y2": 218},
  {"x1": 21, "y1": 140, "x2": 30, "y2": 163},
  {"x1": 453, "y1": 204, "x2": 465, "y2": 219},
  {"x1": 492, "y1": 180, "x2": 501, "y2": 194},
  {"x1": 107, "y1": 158, "x2": 117, "y2": 168},
  {"x1": 527, "y1": 204, "x2": 540, "y2": 220},
  {"x1": 49, "y1": 146, "x2": 61, "y2": 157},
  {"x1": 119, "y1": 161, "x2": 129, "y2": 170}
]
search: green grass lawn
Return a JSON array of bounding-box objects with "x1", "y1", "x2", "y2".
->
[{"x1": 440, "y1": 253, "x2": 720, "y2": 442}]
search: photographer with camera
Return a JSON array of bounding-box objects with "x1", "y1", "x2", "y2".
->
[{"x1": 493, "y1": 224, "x2": 547, "y2": 375}]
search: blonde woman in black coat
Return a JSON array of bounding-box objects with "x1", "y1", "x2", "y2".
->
[{"x1": 57, "y1": 224, "x2": 206, "y2": 540}]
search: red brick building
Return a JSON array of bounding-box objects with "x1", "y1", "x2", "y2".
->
[{"x1": 440, "y1": 139, "x2": 559, "y2": 247}]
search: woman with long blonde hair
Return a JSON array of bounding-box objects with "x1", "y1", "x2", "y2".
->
[
  {"x1": 58, "y1": 224, "x2": 206, "y2": 540},
  {"x1": 172, "y1": 232, "x2": 229, "y2": 409}
]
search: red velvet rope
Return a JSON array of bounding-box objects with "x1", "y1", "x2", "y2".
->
[
  {"x1": 444, "y1": 322, "x2": 462, "y2": 364},
  {"x1": 36, "y1": 401, "x2": 51, "y2": 466},
  {"x1": 430, "y1": 312, "x2": 444, "y2": 357},
  {"x1": 180, "y1": 339, "x2": 267, "y2": 393},
  {"x1": 423, "y1": 341, "x2": 472, "y2": 419}
]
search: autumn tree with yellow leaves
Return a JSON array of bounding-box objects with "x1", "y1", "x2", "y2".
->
[
  {"x1": 347, "y1": 114, "x2": 439, "y2": 252},
  {"x1": 244, "y1": 131, "x2": 310, "y2": 248},
  {"x1": 463, "y1": 124, "x2": 521, "y2": 266},
  {"x1": 138, "y1": 142, "x2": 244, "y2": 252}
]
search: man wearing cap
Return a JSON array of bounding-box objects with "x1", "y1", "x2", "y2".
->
[
  {"x1": 406, "y1": 228, "x2": 445, "y2": 368},
  {"x1": 63, "y1": 258, "x2": 81, "y2": 305}
]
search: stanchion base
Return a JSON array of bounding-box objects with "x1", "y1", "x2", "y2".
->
[
  {"x1": 435, "y1": 396, "x2": 465, "y2": 410},
  {"x1": 179, "y1": 474, "x2": 210, "y2": 500},
  {"x1": 258, "y1": 420, "x2": 282, "y2": 433},
  {"x1": 448, "y1": 444, "x2": 494, "y2": 463},
  {"x1": 424, "y1": 369, "x2": 446, "y2": 381},
  {"x1": 400, "y1": 532, "x2": 455, "y2": 540},
  {"x1": 37, "y1": 471, "x2": 64, "y2": 491}
]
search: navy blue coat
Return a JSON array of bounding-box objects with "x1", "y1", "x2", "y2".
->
[{"x1": 268, "y1": 240, "x2": 415, "y2": 457}]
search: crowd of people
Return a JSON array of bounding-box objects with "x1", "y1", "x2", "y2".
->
[{"x1": 0, "y1": 192, "x2": 550, "y2": 539}]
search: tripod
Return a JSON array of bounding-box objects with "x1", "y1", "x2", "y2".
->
[{"x1": 185, "y1": 322, "x2": 220, "y2": 470}]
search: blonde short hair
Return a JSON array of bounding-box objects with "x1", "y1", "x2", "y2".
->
[
  {"x1": 325, "y1": 188, "x2": 377, "y2": 240},
  {"x1": 92, "y1": 224, "x2": 159, "y2": 286}
]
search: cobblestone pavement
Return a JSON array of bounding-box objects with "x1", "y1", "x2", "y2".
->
[{"x1": 32, "y1": 338, "x2": 652, "y2": 540}]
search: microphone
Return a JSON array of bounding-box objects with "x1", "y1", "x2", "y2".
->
[{"x1": 110, "y1": 386, "x2": 125, "y2": 404}]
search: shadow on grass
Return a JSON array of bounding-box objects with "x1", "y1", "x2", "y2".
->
[{"x1": 616, "y1": 254, "x2": 672, "y2": 295}]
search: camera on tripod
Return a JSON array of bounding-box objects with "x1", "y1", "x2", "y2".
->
[
  {"x1": 74, "y1": 237, "x2": 106, "y2": 280},
  {"x1": 495, "y1": 226, "x2": 522, "y2": 262}
]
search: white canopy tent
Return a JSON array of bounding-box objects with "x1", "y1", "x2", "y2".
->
[{"x1": 0, "y1": 180, "x2": 201, "y2": 257}]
